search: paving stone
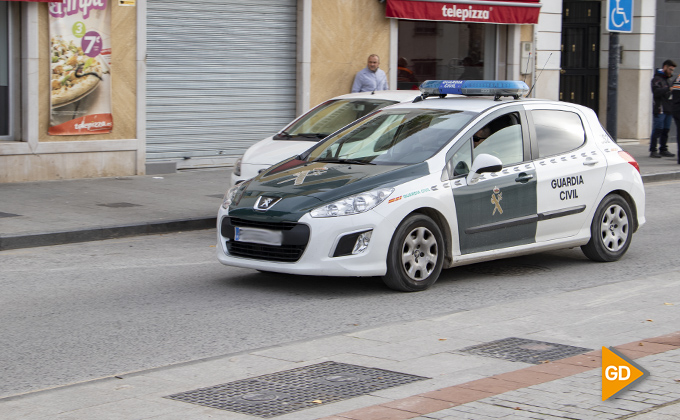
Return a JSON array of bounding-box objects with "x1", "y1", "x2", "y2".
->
[
  {"x1": 643, "y1": 332, "x2": 680, "y2": 347},
  {"x1": 380, "y1": 396, "x2": 458, "y2": 415},
  {"x1": 419, "y1": 386, "x2": 495, "y2": 405},
  {"x1": 491, "y1": 369, "x2": 564, "y2": 386},
  {"x1": 456, "y1": 378, "x2": 526, "y2": 394},
  {"x1": 335, "y1": 404, "x2": 420, "y2": 420},
  {"x1": 615, "y1": 341, "x2": 679, "y2": 355}
]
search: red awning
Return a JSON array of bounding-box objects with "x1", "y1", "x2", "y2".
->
[{"x1": 386, "y1": 0, "x2": 541, "y2": 25}]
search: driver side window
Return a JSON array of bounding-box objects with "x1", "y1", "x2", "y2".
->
[{"x1": 472, "y1": 112, "x2": 524, "y2": 166}]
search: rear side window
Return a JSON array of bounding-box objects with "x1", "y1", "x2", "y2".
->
[{"x1": 532, "y1": 110, "x2": 585, "y2": 158}]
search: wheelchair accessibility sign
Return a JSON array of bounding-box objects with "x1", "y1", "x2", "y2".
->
[{"x1": 607, "y1": 0, "x2": 633, "y2": 33}]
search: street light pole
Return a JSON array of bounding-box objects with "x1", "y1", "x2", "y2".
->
[{"x1": 607, "y1": 32, "x2": 620, "y2": 142}]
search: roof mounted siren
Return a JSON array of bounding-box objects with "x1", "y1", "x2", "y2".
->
[{"x1": 416, "y1": 80, "x2": 530, "y2": 102}]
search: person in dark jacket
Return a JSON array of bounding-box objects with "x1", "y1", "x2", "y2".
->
[
  {"x1": 671, "y1": 74, "x2": 680, "y2": 163},
  {"x1": 650, "y1": 60, "x2": 677, "y2": 158}
]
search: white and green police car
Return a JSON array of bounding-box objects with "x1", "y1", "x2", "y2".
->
[{"x1": 218, "y1": 80, "x2": 645, "y2": 292}]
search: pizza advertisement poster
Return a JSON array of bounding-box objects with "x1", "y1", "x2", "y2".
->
[{"x1": 48, "y1": 0, "x2": 112, "y2": 135}]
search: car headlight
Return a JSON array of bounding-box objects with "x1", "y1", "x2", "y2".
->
[
  {"x1": 221, "y1": 180, "x2": 250, "y2": 209},
  {"x1": 310, "y1": 188, "x2": 394, "y2": 218},
  {"x1": 221, "y1": 185, "x2": 240, "y2": 209},
  {"x1": 233, "y1": 156, "x2": 243, "y2": 177}
]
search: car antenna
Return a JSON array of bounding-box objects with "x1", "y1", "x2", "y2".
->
[
  {"x1": 522, "y1": 52, "x2": 532, "y2": 85},
  {"x1": 526, "y1": 52, "x2": 552, "y2": 98}
]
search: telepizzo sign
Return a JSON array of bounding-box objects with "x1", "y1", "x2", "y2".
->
[{"x1": 386, "y1": 0, "x2": 542, "y2": 25}]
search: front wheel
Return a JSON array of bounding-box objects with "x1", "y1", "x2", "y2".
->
[
  {"x1": 382, "y1": 214, "x2": 445, "y2": 292},
  {"x1": 581, "y1": 194, "x2": 633, "y2": 262}
]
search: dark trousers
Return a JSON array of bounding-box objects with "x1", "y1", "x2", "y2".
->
[
  {"x1": 675, "y1": 117, "x2": 680, "y2": 163},
  {"x1": 651, "y1": 113, "x2": 673, "y2": 152}
]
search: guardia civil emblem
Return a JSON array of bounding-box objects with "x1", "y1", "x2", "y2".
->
[{"x1": 491, "y1": 186, "x2": 503, "y2": 215}]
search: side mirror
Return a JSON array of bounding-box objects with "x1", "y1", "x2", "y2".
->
[{"x1": 466, "y1": 154, "x2": 502, "y2": 185}]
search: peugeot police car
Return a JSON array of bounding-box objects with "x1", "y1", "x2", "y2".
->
[
  {"x1": 218, "y1": 80, "x2": 645, "y2": 292},
  {"x1": 231, "y1": 90, "x2": 420, "y2": 186}
]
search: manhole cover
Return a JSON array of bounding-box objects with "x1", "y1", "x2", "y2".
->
[
  {"x1": 325, "y1": 374, "x2": 360, "y2": 382},
  {"x1": 457, "y1": 337, "x2": 591, "y2": 364},
  {"x1": 165, "y1": 361, "x2": 428, "y2": 418},
  {"x1": 465, "y1": 262, "x2": 550, "y2": 276},
  {"x1": 0, "y1": 212, "x2": 21, "y2": 218},
  {"x1": 97, "y1": 202, "x2": 142, "y2": 208},
  {"x1": 241, "y1": 392, "x2": 280, "y2": 402}
]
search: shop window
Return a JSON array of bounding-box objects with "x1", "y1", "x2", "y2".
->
[
  {"x1": 0, "y1": 2, "x2": 19, "y2": 140},
  {"x1": 397, "y1": 20, "x2": 496, "y2": 90}
]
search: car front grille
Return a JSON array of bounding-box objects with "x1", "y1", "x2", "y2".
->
[
  {"x1": 229, "y1": 217, "x2": 298, "y2": 231},
  {"x1": 222, "y1": 217, "x2": 310, "y2": 263},
  {"x1": 227, "y1": 242, "x2": 306, "y2": 262}
]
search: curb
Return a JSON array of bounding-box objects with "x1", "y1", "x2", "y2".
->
[
  {"x1": 0, "y1": 217, "x2": 216, "y2": 251},
  {"x1": 641, "y1": 171, "x2": 680, "y2": 183}
]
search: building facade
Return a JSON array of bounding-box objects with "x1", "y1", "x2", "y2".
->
[{"x1": 0, "y1": 0, "x2": 658, "y2": 183}]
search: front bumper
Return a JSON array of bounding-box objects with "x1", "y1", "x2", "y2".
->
[{"x1": 216, "y1": 206, "x2": 396, "y2": 277}]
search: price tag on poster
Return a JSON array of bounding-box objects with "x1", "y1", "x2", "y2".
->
[{"x1": 48, "y1": 0, "x2": 113, "y2": 135}]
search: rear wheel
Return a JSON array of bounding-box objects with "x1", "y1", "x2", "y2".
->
[
  {"x1": 581, "y1": 194, "x2": 633, "y2": 262},
  {"x1": 382, "y1": 214, "x2": 444, "y2": 292}
]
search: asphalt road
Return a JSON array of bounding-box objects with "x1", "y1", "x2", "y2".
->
[{"x1": 1, "y1": 180, "x2": 679, "y2": 398}]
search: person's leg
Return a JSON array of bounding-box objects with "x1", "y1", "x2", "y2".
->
[
  {"x1": 676, "y1": 117, "x2": 680, "y2": 163},
  {"x1": 660, "y1": 114, "x2": 676, "y2": 156},
  {"x1": 650, "y1": 113, "x2": 662, "y2": 156}
]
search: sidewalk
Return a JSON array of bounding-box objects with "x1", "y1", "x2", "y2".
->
[
  {"x1": 1, "y1": 272, "x2": 678, "y2": 419},
  {"x1": 0, "y1": 141, "x2": 678, "y2": 251}
]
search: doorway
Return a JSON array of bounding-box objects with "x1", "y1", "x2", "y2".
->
[{"x1": 560, "y1": 1, "x2": 601, "y2": 112}]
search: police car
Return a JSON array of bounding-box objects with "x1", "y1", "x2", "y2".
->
[
  {"x1": 218, "y1": 80, "x2": 645, "y2": 292},
  {"x1": 231, "y1": 90, "x2": 420, "y2": 186}
]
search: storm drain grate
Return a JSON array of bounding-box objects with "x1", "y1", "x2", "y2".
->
[
  {"x1": 0, "y1": 212, "x2": 21, "y2": 218},
  {"x1": 97, "y1": 202, "x2": 142, "y2": 208},
  {"x1": 164, "y1": 361, "x2": 428, "y2": 418},
  {"x1": 457, "y1": 337, "x2": 591, "y2": 364}
]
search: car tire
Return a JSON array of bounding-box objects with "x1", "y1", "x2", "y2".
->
[
  {"x1": 581, "y1": 194, "x2": 633, "y2": 262},
  {"x1": 382, "y1": 214, "x2": 444, "y2": 292}
]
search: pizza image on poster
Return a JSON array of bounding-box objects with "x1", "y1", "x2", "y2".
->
[{"x1": 48, "y1": 0, "x2": 112, "y2": 135}]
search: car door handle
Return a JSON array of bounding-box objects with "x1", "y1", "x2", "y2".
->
[
  {"x1": 583, "y1": 157, "x2": 599, "y2": 166},
  {"x1": 515, "y1": 173, "x2": 534, "y2": 183}
]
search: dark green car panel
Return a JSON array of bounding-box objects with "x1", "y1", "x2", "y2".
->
[{"x1": 228, "y1": 159, "x2": 430, "y2": 222}]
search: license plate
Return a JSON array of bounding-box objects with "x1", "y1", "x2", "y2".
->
[{"x1": 234, "y1": 226, "x2": 283, "y2": 246}]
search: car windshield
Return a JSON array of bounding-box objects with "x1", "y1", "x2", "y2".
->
[
  {"x1": 273, "y1": 99, "x2": 398, "y2": 141},
  {"x1": 306, "y1": 108, "x2": 476, "y2": 165}
]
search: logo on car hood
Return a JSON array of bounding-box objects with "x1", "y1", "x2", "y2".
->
[
  {"x1": 254, "y1": 196, "x2": 282, "y2": 211},
  {"x1": 276, "y1": 167, "x2": 329, "y2": 186}
]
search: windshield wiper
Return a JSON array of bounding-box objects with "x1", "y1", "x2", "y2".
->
[
  {"x1": 297, "y1": 133, "x2": 328, "y2": 139},
  {"x1": 313, "y1": 158, "x2": 375, "y2": 165}
]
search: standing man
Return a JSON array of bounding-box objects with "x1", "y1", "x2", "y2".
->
[
  {"x1": 650, "y1": 59, "x2": 677, "y2": 158},
  {"x1": 671, "y1": 74, "x2": 680, "y2": 164},
  {"x1": 351, "y1": 54, "x2": 388, "y2": 93}
]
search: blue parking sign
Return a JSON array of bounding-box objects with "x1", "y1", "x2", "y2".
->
[{"x1": 607, "y1": 0, "x2": 633, "y2": 33}]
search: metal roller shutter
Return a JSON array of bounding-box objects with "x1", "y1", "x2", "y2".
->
[{"x1": 146, "y1": 0, "x2": 297, "y2": 168}]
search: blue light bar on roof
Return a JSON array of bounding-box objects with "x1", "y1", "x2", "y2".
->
[{"x1": 419, "y1": 80, "x2": 529, "y2": 99}]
